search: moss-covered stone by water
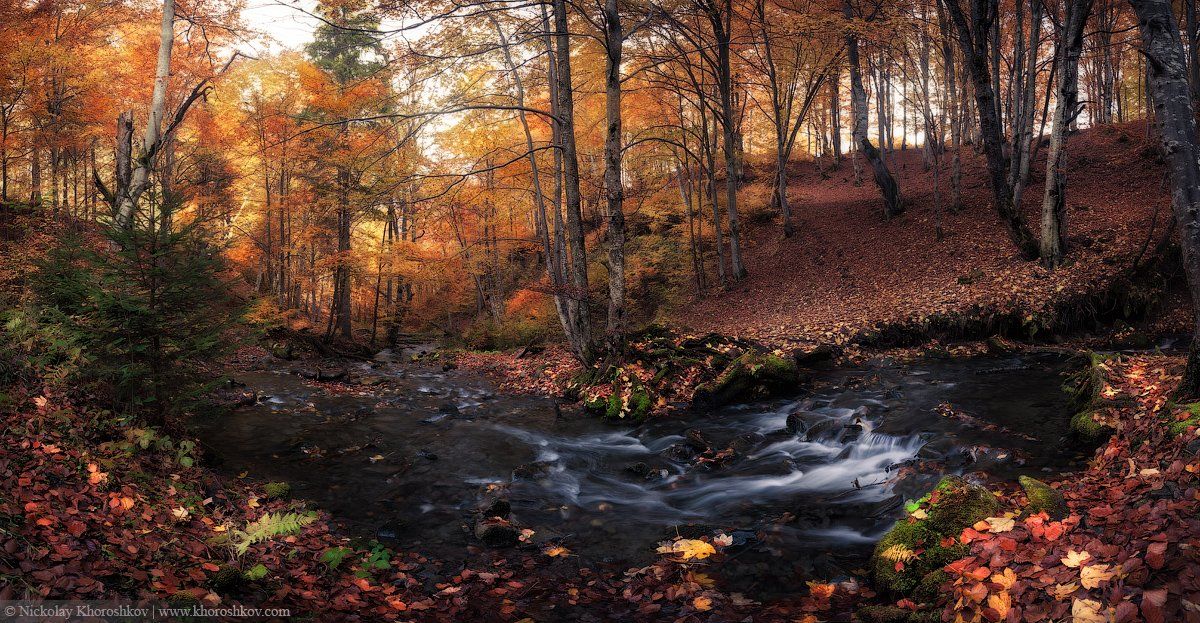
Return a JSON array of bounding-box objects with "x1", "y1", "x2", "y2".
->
[
  {"x1": 870, "y1": 476, "x2": 998, "y2": 598},
  {"x1": 1018, "y1": 476, "x2": 1068, "y2": 520}
]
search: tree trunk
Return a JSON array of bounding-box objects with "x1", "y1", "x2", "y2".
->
[
  {"x1": 1010, "y1": 0, "x2": 1043, "y2": 211},
  {"x1": 602, "y1": 0, "x2": 627, "y2": 356},
  {"x1": 1039, "y1": 0, "x2": 1093, "y2": 267},
  {"x1": 553, "y1": 0, "x2": 595, "y2": 364},
  {"x1": 710, "y1": 0, "x2": 747, "y2": 280},
  {"x1": 114, "y1": 0, "x2": 175, "y2": 229},
  {"x1": 1130, "y1": 0, "x2": 1200, "y2": 397},
  {"x1": 943, "y1": 0, "x2": 1039, "y2": 258},
  {"x1": 830, "y1": 72, "x2": 842, "y2": 162},
  {"x1": 846, "y1": 1, "x2": 902, "y2": 219}
]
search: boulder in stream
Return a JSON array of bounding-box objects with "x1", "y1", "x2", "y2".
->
[
  {"x1": 870, "y1": 476, "x2": 999, "y2": 597},
  {"x1": 474, "y1": 517, "x2": 519, "y2": 547},
  {"x1": 692, "y1": 351, "x2": 799, "y2": 408},
  {"x1": 478, "y1": 495, "x2": 511, "y2": 519},
  {"x1": 512, "y1": 461, "x2": 553, "y2": 481}
]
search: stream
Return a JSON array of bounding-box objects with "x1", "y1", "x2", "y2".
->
[{"x1": 192, "y1": 350, "x2": 1085, "y2": 590}]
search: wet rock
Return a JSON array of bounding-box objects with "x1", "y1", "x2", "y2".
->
[
  {"x1": 417, "y1": 449, "x2": 438, "y2": 461},
  {"x1": 729, "y1": 432, "x2": 765, "y2": 453},
  {"x1": 376, "y1": 519, "x2": 409, "y2": 542},
  {"x1": 474, "y1": 517, "x2": 519, "y2": 547},
  {"x1": 442, "y1": 361, "x2": 457, "y2": 372},
  {"x1": 692, "y1": 351, "x2": 799, "y2": 408},
  {"x1": 685, "y1": 428, "x2": 710, "y2": 451},
  {"x1": 664, "y1": 443, "x2": 696, "y2": 461},
  {"x1": 917, "y1": 437, "x2": 974, "y2": 468},
  {"x1": 624, "y1": 461, "x2": 652, "y2": 478},
  {"x1": 785, "y1": 412, "x2": 807, "y2": 434},
  {"x1": 357, "y1": 376, "x2": 387, "y2": 387},
  {"x1": 838, "y1": 422, "x2": 864, "y2": 443},
  {"x1": 438, "y1": 403, "x2": 460, "y2": 416},
  {"x1": 318, "y1": 368, "x2": 348, "y2": 382},
  {"x1": 512, "y1": 461, "x2": 553, "y2": 480},
  {"x1": 214, "y1": 389, "x2": 257, "y2": 409},
  {"x1": 793, "y1": 344, "x2": 838, "y2": 368},
  {"x1": 478, "y1": 496, "x2": 511, "y2": 518},
  {"x1": 804, "y1": 419, "x2": 840, "y2": 442}
]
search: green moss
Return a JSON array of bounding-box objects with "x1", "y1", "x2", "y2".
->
[
  {"x1": 693, "y1": 351, "x2": 798, "y2": 407},
  {"x1": 871, "y1": 477, "x2": 996, "y2": 598},
  {"x1": 912, "y1": 569, "x2": 950, "y2": 604},
  {"x1": 262, "y1": 481, "x2": 290, "y2": 500},
  {"x1": 1166, "y1": 402, "x2": 1200, "y2": 437},
  {"x1": 856, "y1": 605, "x2": 914, "y2": 623},
  {"x1": 1018, "y1": 476, "x2": 1068, "y2": 520},
  {"x1": 210, "y1": 566, "x2": 245, "y2": 592},
  {"x1": 598, "y1": 368, "x2": 653, "y2": 422},
  {"x1": 924, "y1": 479, "x2": 998, "y2": 535},
  {"x1": 1070, "y1": 409, "x2": 1113, "y2": 444}
]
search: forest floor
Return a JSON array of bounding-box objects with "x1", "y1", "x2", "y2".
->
[{"x1": 680, "y1": 120, "x2": 1186, "y2": 350}]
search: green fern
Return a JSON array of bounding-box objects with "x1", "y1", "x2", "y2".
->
[{"x1": 229, "y1": 511, "x2": 317, "y2": 556}]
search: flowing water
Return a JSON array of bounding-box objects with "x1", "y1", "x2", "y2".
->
[{"x1": 192, "y1": 350, "x2": 1084, "y2": 588}]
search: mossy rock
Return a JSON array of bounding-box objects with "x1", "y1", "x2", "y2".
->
[
  {"x1": 1070, "y1": 409, "x2": 1114, "y2": 445},
  {"x1": 912, "y1": 569, "x2": 950, "y2": 604},
  {"x1": 692, "y1": 351, "x2": 798, "y2": 407},
  {"x1": 871, "y1": 477, "x2": 996, "y2": 598},
  {"x1": 269, "y1": 342, "x2": 294, "y2": 360},
  {"x1": 1166, "y1": 402, "x2": 1200, "y2": 438},
  {"x1": 856, "y1": 606, "x2": 942, "y2": 623},
  {"x1": 604, "y1": 372, "x2": 652, "y2": 422},
  {"x1": 1019, "y1": 476, "x2": 1068, "y2": 520},
  {"x1": 923, "y1": 477, "x2": 1000, "y2": 535},
  {"x1": 263, "y1": 481, "x2": 291, "y2": 499}
]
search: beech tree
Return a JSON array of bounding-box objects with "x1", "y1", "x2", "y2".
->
[
  {"x1": 1039, "y1": 0, "x2": 1093, "y2": 267},
  {"x1": 844, "y1": 0, "x2": 902, "y2": 219},
  {"x1": 1129, "y1": 0, "x2": 1200, "y2": 397},
  {"x1": 942, "y1": 0, "x2": 1039, "y2": 258}
]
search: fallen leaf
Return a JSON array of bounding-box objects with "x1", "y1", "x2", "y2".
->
[
  {"x1": 984, "y1": 516, "x2": 1015, "y2": 533},
  {"x1": 1072, "y1": 598, "x2": 1110, "y2": 623},
  {"x1": 656, "y1": 539, "x2": 716, "y2": 561},
  {"x1": 1080, "y1": 564, "x2": 1115, "y2": 589},
  {"x1": 1062, "y1": 549, "x2": 1091, "y2": 568}
]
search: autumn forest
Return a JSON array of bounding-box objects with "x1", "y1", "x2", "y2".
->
[{"x1": 3, "y1": 0, "x2": 1200, "y2": 620}]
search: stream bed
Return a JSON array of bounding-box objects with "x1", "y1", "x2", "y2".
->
[{"x1": 192, "y1": 350, "x2": 1085, "y2": 588}]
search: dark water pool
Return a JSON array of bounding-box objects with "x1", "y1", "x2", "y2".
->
[{"x1": 191, "y1": 350, "x2": 1084, "y2": 587}]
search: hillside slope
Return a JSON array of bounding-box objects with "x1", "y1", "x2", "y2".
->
[{"x1": 678, "y1": 122, "x2": 1178, "y2": 348}]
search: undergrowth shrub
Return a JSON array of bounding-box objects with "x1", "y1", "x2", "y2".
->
[{"x1": 2, "y1": 217, "x2": 236, "y2": 423}]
